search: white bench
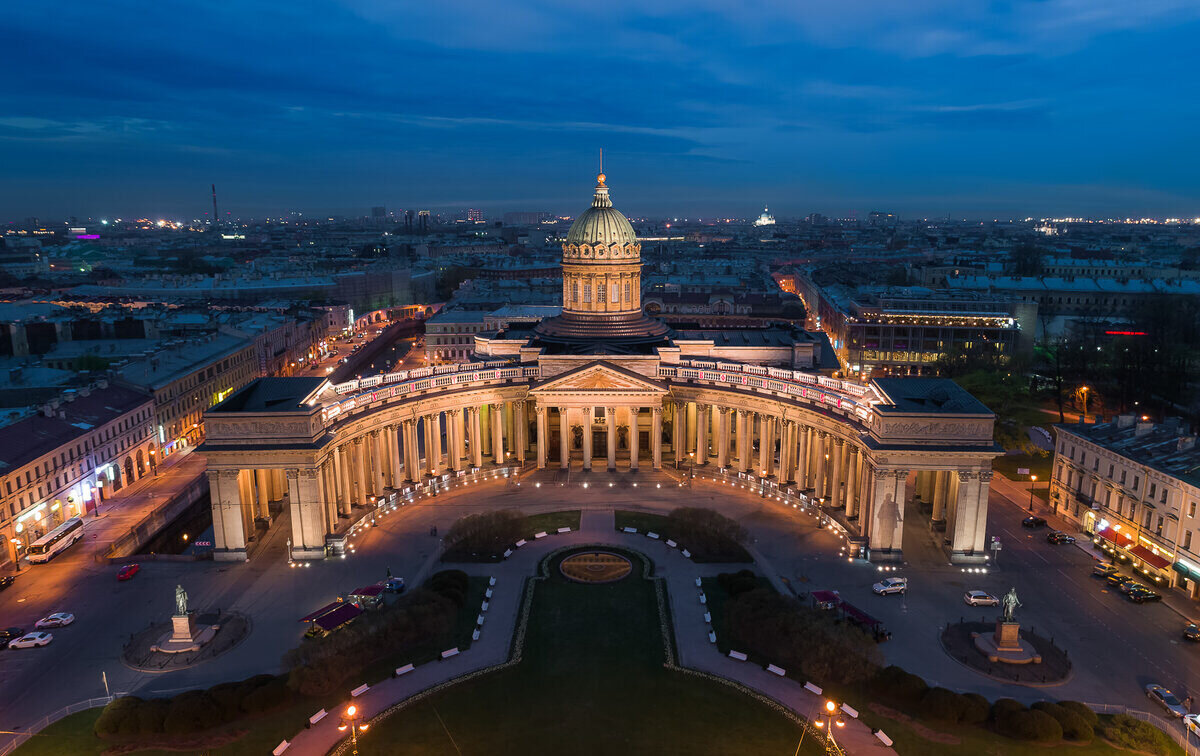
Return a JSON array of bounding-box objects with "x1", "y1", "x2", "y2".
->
[
  {"x1": 557, "y1": 527, "x2": 571, "y2": 533},
  {"x1": 534, "y1": 531, "x2": 548, "y2": 539},
  {"x1": 666, "y1": 539, "x2": 677, "y2": 548},
  {"x1": 350, "y1": 683, "x2": 369, "y2": 697},
  {"x1": 875, "y1": 731, "x2": 893, "y2": 746},
  {"x1": 681, "y1": 549, "x2": 692, "y2": 558},
  {"x1": 273, "y1": 740, "x2": 290, "y2": 755},
  {"x1": 481, "y1": 600, "x2": 489, "y2": 611},
  {"x1": 441, "y1": 648, "x2": 460, "y2": 659},
  {"x1": 485, "y1": 588, "x2": 493, "y2": 599},
  {"x1": 472, "y1": 628, "x2": 480, "y2": 641},
  {"x1": 703, "y1": 612, "x2": 711, "y2": 623},
  {"x1": 767, "y1": 664, "x2": 786, "y2": 677},
  {"x1": 728, "y1": 650, "x2": 748, "y2": 661},
  {"x1": 515, "y1": 539, "x2": 527, "y2": 547},
  {"x1": 622, "y1": 527, "x2": 637, "y2": 533},
  {"x1": 804, "y1": 682, "x2": 823, "y2": 695},
  {"x1": 476, "y1": 614, "x2": 485, "y2": 626},
  {"x1": 308, "y1": 709, "x2": 327, "y2": 726},
  {"x1": 699, "y1": 593, "x2": 706, "y2": 604},
  {"x1": 503, "y1": 549, "x2": 513, "y2": 558},
  {"x1": 489, "y1": 577, "x2": 497, "y2": 586},
  {"x1": 694, "y1": 577, "x2": 702, "y2": 587},
  {"x1": 841, "y1": 703, "x2": 859, "y2": 719},
  {"x1": 708, "y1": 631, "x2": 717, "y2": 643},
  {"x1": 647, "y1": 532, "x2": 660, "y2": 539},
  {"x1": 394, "y1": 663, "x2": 414, "y2": 677}
]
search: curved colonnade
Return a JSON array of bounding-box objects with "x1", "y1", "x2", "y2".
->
[{"x1": 202, "y1": 358, "x2": 999, "y2": 565}]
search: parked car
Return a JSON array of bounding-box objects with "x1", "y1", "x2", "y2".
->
[
  {"x1": 1185, "y1": 714, "x2": 1200, "y2": 736},
  {"x1": 1118, "y1": 579, "x2": 1145, "y2": 595},
  {"x1": 0, "y1": 627, "x2": 25, "y2": 646},
  {"x1": 383, "y1": 577, "x2": 406, "y2": 594},
  {"x1": 117, "y1": 563, "x2": 141, "y2": 581},
  {"x1": 1022, "y1": 516, "x2": 1048, "y2": 528},
  {"x1": 872, "y1": 577, "x2": 908, "y2": 595},
  {"x1": 8, "y1": 632, "x2": 52, "y2": 649},
  {"x1": 1046, "y1": 531, "x2": 1076, "y2": 545},
  {"x1": 1129, "y1": 587, "x2": 1163, "y2": 604},
  {"x1": 964, "y1": 590, "x2": 999, "y2": 607},
  {"x1": 1104, "y1": 572, "x2": 1129, "y2": 587},
  {"x1": 34, "y1": 613, "x2": 74, "y2": 629},
  {"x1": 1093, "y1": 563, "x2": 1120, "y2": 578},
  {"x1": 0, "y1": 575, "x2": 14, "y2": 591},
  {"x1": 1184, "y1": 624, "x2": 1200, "y2": 642},
  {"x1": 1146, "y1": 684, "x2": 1188, "y2": 717}
]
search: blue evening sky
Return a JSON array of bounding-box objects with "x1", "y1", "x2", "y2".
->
[{"x1": 2, "y1": 0, "x2": 1198, "y2": 219}]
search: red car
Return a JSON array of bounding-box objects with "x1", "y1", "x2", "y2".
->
[{"x1": 117, "y1": 564, "x2": 140, "y2": 581}]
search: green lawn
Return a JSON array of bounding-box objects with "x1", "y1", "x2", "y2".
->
[
  {"x1": 614, "y1": 509, "x2": 669, "y2": 534},
  {"x1": 13, "y1": 578, "x2": 489, "y2": 756},
  {"x1": 700, "y1": 574, "x2": 774, "y2": 655},
  {"x1": 522, "y1": 509, "x2": 581, "y2": 536},
  {"x1": 362, "y1": 547, "x2": 820, "y2": 755},
  {"x1": 992, "y1": 453, "x2": 1053, "y2": 482}
]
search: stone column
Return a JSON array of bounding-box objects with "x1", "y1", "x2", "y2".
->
[
  {"x1": 795, "y1": 425, "x2": 809, "y2": 488},
  {"x1": 254, "y1": 469, "x2": 270, "y2": 518},
  {"x1": 423, "y1": 414, "x2": 438, "y2": 475},
  {"x1": 451, "y1": 410, "x2": 467, "y2": 471},
  {"x1": 845, "y1": 447, "x2": 860, "y2": 518},
  {"x1": 812, "y1": 432, "x2": 827, "y2": 502},
  {"x1": 582, "y1": 412, "x2": 594, "y2": 471},
  {"x1": 370, "y1": 430, "x2": 386, "y2": 494},
  {"x1": 753, "y1": 413, "x2": 767, "y2": 477},
  {"x1": 716, "y1": 408, "x2": 729, "y2": 468},
  {"x1": 651, "y1": 407, "x2": 663, "y2": 470},
  {"x1": 354, "y1": 438, "x2": 370, "y2": 503},
  {"x1": 686, "y1": 401, "x2": 697, "y2": 454},
  {"x1": 829, "y1": 438, "x2": 845, "y2": 508},
  {"x1": 778, "y1": 421, "x2": 793, "y2": 483},
  {"x1": 949, "y1": 470, "x2": 989, "y2": 558},
  {"x1": 868, "y1": 469, "x2": 908, "y2": 554},
  {"x1": 629, "y1": 407, "x2": 640, "y2": 471},
  {"x1": 695, "y1": 403, "x2": 709, "y2": 466},
  {"x1": 491, "y1": 404, "x2": 505, "y2": 465},
  {"x1": 403, "y1": 421, "x2": 419, "y2": 482},
  {"x1": 321, "y1": 460, "x2": 338, "y2": 529},
  {"x1": 339, "y1": 445, "x2": 356, "y2": 509},
  {"x1": 736, "y1": 410, "x2": 749, "y2": 473},
  {"x1": 515, "y1": 401, "x2": 528, "y2": 464},
  {"x1": 559, "y1": 408, "x2": 570, "y2": 469},
  {"x1": 673, "y1": 402, "x2": 685, "y2": 465},
  {"x1": 210, "y1": 469, "x2": 246, "y2": 559},
  {"x1": 536, "y1": 406, "x2": 548, "y2": 469},
  {"x1": 932, "y1": 470, "x2": 948, "y2": 522},
  {"x1": 287, "y1": 469, "x2": 326, "y2": 559},
  {"x1": 604, "y1": 406, "x2": 617, "y2": 470}
]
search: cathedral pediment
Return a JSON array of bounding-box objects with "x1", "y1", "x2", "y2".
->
[{"x1": 530, "y1": 361, "x2": 667, "y2": 396}]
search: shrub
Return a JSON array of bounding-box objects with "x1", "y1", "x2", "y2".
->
[
  {"x1": 918, "y1": 687, "x2": 968, "y2": 723},
  {"x1": 1102, "y1": 714, "x2": 1176, "y2": 756},
  {"x1": 997, "y1": 709, "x2": 1063, "y2": 742},
  {"x1": 960, "y1": 693, "x2": 990, "y2": 725},
  {"x1": 1032, "y1": 701, "x2": 1092, "y2": 742},
  {"x1": 443, "y1": 510, "x2": 523, "y2": 558},
  {"x1": 163, "y1": 691, "x2": 223, "y2": 735},
  {"x1": 717, "y1": 569, "x2": 759, "y2": 597},
  {"x1": 94, "y1": 696, "x2": 144, "y2": 738},
  {"x1": 872, "y1": 665, "x2": 928, "y2": 707},
  {"x1": 241, "y1": 676, "x2": 291, "y2": 714},
  {"x1": 134, "y1": 698, "x2": 169, "y2": 735},
  {"x1": 990, "y1": 698, "x2": 1026, "y2": 721},
  {"x1": 666, "y1": 507, "x2": 750, "y2": 561},
  {"x1": 1058, "y1": 700, "x2": 1099, "y2": 726}
]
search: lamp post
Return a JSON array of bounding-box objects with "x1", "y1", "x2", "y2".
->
[
  {"x1": 813, "y1": 698, "x2": 846, "y2": 751},
  {"x1": 149, "y1": 449, "x2": 158, "y2": 477},
  {"x1": 9, "y1": 538, "x2": 23, "y2": 572},
  {"x1": 1028, "y1": 474, "x2": 1037, "y2": 511},
  {"x1": 337, "y1": 704, "x2": 369, "y2": 755},
  {"x1": 96, "y1": 479, "x2": 105, "y2": 514}
]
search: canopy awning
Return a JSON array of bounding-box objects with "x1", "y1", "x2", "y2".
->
[
  {"x1": 299, "y1": 600, "x2": 343, "y2": 623},
  {"x1": 1174, "y1": 560, "x2": 1200, "y2": 580},
  {"x1": 313, "y1": 603, "x2": 363, "y2": 632},
  {"x1": 1130, "y1": 545, "x2": 1171, "y2": 571},
  {"x1": 1096, "y1": 527, "x2": 1135, "y2": 548}
]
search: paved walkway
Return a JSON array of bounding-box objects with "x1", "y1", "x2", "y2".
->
[{"x1": 284, "y1": 508, "x2": 892, "y2": 755}]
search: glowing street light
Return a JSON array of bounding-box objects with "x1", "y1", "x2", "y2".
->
[
  {"x1": 1028, "y1": 474, "x2": 1038, "y2": 511},
  {"x1": 337, "y1": 704, "x2": 369, "y2": 755}
]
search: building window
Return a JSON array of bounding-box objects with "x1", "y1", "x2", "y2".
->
[
  {"x1": 1120, "y1": 470, "x2": 1127, "y2": 484},
  {"x1": 1157, "y1": 515, "x2": 1165, "y2": 535},
  {"x1": 1187, "y1": 531, "x2": 1194, "y2": 551},
  {"x1": 583, "y1": 285, "x2": 591, "y2": 303},
  {"x1": 1133, "y1": 475, "x2": 1140, "y2": 491},
  {"x1": 624, "y1": 281, "x2": 631, "y2": 301},
  {"x1": 1149, "y1": 483, "x2": 1157, "y2": 499},
  {"x1": 1108, "y1": 464, "x2": 1113, "y2": 479},
  {"x1": 1144, "y1": 511, "x2": 1152, "y2": 528},
  {"x1": 597, "y1": 283, "x2": 606, "y2": 304},
  {"x1": 1191, "y1": 502, "x2": 1198, "y2": 518}
]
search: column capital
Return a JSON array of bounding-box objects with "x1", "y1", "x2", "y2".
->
[
  {"x1": 216, "y1": 469, "x2": 240, "y2": 482},
  {"x1": 652, "y1": 406, "x2": 663, "y2": 418},
  {"x1": 832, "y1": 436, "x2": 845, "y2": 447},
  {"x1": 629, "y1": 406, "x2": 640, "y2": 415},
  {"x1": 605, "y1": 406, "x2": 616, "y2": 416},
  {"x1": 514, "y1": 399, "x2": 526, "y2": 411},
  {"x1": 447, "y1": 408, "x2": 461, "y2": 418},
  {"x1": 299, "y1": 467, "x2": 320, "y2": 481},
  {"x1": 535, "y1": 405, "x2": 546, "y2": 417},
  {"x1": 956, "y1": 469, "x2": 976, "y2": 482},
  {"x1": 892, "y1": 469, "x2": 909, "y2": 479},
  {"x1": 872, "y1": 467, "x2": 890, "y2": 480},
  {"x1": 978, "y1": 470, "x2": 994, "y2": 483},
  {"x1": 696, "y1": 402, "x2": 709, "y2": 412}
]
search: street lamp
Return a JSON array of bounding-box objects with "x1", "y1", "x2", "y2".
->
[
  {"x1": 1028, "y1": 474, "x2": 1037, "y2": 512},
  {"x1": 813, "y1": 698, "x2": 846, "y2": 750},
  {"x1": 9, "y1": 538, "x2": 23, "y2": 572},
  {"x1": 149, "y1": 449, "x2": 158, "y2": 476},
  {"x1": 337, "y1": 704, "x2": 369, "y2": 755}
]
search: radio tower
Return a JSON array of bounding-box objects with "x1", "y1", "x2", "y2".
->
[{"x1": 211, "y1": 184, "x2": 219, "y2": 228}]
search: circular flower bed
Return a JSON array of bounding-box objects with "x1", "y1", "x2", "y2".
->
[{"x1": 560, "y1": 551, "x2": 633, "y2": 583}]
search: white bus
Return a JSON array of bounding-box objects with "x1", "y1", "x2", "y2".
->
[{"x1": 26, "y1": 517, "x2": 84, "y2": 563}]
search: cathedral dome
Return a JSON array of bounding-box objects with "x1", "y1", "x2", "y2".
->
[{"x1": 564, "y1": 174, "x2": 638, "y2": 247}]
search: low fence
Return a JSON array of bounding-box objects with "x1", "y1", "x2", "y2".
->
[
  {"x1": 99, "y1": 473, "x2": 208, "y2": 563},
  {"x1": 0, "y1": 695, "x2": 114, "y2": 756}
]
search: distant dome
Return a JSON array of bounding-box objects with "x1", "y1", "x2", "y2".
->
[{"x1": 565, "y1": 175, "x2": 638, "y2": 246}]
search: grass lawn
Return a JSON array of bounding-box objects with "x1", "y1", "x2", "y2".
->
[
  {"x1": 613, "y1": 510, "x2": 752, "y2": 562},
  {"x1": 522, "y1": 509, "x2": 581, "y2": 536},
  {"x1": 13, "y1": 578, "x2": 489, "y2": 756},
  {"x1": 363, "y1": 548, "x2": 820, "y2": 755},
  {"x1": 614, "y1": 509, "x2": 669, "y2": 534},
  {"x1": 991, "y1": 452, "x2": 1053, "y2": 482}
]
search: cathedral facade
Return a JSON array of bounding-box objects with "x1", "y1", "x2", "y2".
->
[{"x1": 201, "y1": 174, "x2": 1000, "y2": 564}]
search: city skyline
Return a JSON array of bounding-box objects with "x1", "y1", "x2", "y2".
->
[{"x1": 3, "y1": 1, "x2": 1200, "y2": 219}]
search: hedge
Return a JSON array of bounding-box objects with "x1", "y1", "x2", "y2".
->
[
  {"x1": 997, "y1": 709, "x2": 1063, "y2": 742},
  {"x1": 1102, "y1": 713, "x2": 1177, "y2": 756},
  {"x1": 1032, "y1": 701, "x2": 1093, "y2": 742},
  {"x1": 94, "y1": 674, "x2": 291, "y2": 740}
]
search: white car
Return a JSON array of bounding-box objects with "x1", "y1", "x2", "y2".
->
[
  {"x1": 34, "y1": 613, "x2": 74, "y2": 629},
  {"x1": 1185, "y1": 714, "x2": 1200, "y2": 736},
  {"x1": 872, "y1": 577, "x2": 908, "y2": 595},
  {"x1": 1146, "y1": 684, "x2": 1188, "y2": 718},
  {"x1": 8, "y1": 632, "x2": 52, "y2": 649},
  {"x1": 964, "y1": 590, "x2": 999, "y2": 607}
]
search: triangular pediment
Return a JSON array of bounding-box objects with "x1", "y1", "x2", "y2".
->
[{"x1": 531, "y1": 361, "x2": 667, "y2": 395}]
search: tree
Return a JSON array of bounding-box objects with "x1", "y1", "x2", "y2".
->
[{"x1": 1009, "y1": 244, "x2": 1045, "y2": 276}]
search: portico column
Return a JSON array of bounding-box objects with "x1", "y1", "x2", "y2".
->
[
  {"x1": 210, "y1": 469, "x2": 246, "y2": 558},
  {"x1": 757, "y1": 413, "x2": 770, "y2": 477},
  {"x1": 353, "y1": 438, "x2": 370, "y2": 503},
  {"x1": 716, "y1": 408, "x2": 729, "y2": 468},
  {"x1": 582, "y1": 412, "x2": 594, "y2": 471},
  {"x1": 339, "y1": 445, "x2": 356, "y2": 509},
  {"x1": 845, "y1": 447, "x2": 860, "y2": 518},
  {"x1": 829, "y1": 438, "x2": 845, "y2": 508},
  {"x1": 423, "y1": 414, "x2": 438, "y2": 475},
  {"x1": 255, "y1": 469, "x2": 270, "y2": 518},
  {"x1": 949, "y1": 470, "x2": 989, "y2": 558},
  {"x1": 515, "y1": 401, "x2": 528, "y2": 464},
  {"x1": 651, "y1": 407, "x2": 663, "y2": 470},
  {"x1": 673, "y1": 402, "x2": 685, "y2": 464},
  {"x1": 605, "y1": 406, "x2": 617, "y2": 470},
  {"x1": 448, "y1": 410, "x2": 464, "y2": 472},
  {"x1": 932, "y1": 470, "x2": 948, "y2": 522},
  {"x1": 813, "y1": 432, "x2": 827, "y2": 503},
  {"x1": 491, "y1": 404, "x2": 505, "y2": 465},
  {"x1": 370, "y1": 430, "x2": 386, "y2": 494},
  {"x1": 403, "y1": 420, "x2": 419, "y2": 482},
  {"x1": 331, "y1": 445, "x2": 346, "y2": 511},
  {"x1": 778, "y1": 421, "x2": 793, "y2": 483},
  {"x1": 536, "y1": 406, "x2": 548, "y2": 469},
  {"x1": 695, "y1": 403, "x2": 709, "y2": 466},
  {"x1": 796, "y1": 425, "x2": 809, "y2": 488},
  {"x1": 736, "y1": 410, "x2": 749, "y2": 472},
  {"x1": 629, "y1": 407, "x2": 640, "y2": 471},
  {"x1": 321, "y1": 460, "x2": 338, "y2": 528},
  {"x1": 559, "y1": 407, "x2": 570, "y2": 469},
  {"x1": 287, "y1": 469, "x2": 326, "y2": 557}
]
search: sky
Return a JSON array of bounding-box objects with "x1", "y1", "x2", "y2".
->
[{"x1": 3, "y1": 0, "x2": 1200, "y2": 220}]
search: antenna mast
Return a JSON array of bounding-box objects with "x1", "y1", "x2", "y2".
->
[{"x1": 211, "y1": 184, "x2": 219, "y2": 227}]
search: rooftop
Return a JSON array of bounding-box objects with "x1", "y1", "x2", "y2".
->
[
  {"x1": 115, "y1": 333, "x2": 254, "y2": 390},
  {"x1": 1057, "y1": 419, "x2": 1200, "y2": 489},
  {"x1": 871, "y1": 377, "x2": 993, "y2": 416},
  {"x1": 211, "y1": 377, "x2": 326, "y2": 413}
]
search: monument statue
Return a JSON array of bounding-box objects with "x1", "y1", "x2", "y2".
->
[
  {"x1": 175, "y1": 584, "x2": 189, "y2": 617},
  {"x1": 1001, "y1": 587, "x2": 1021, "y2": 622}
]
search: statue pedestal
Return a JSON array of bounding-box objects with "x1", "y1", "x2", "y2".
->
[
  {"x1": 151, "y1": 611, "x2": 219, "y2": 655},
  {"x1": 972, "y1": 619, "x2": 1042, "y2": 665}
]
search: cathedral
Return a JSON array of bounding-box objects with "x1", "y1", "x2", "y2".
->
[{"x1": 201, "y1": 172, "x2": 999, "y2": 565}]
